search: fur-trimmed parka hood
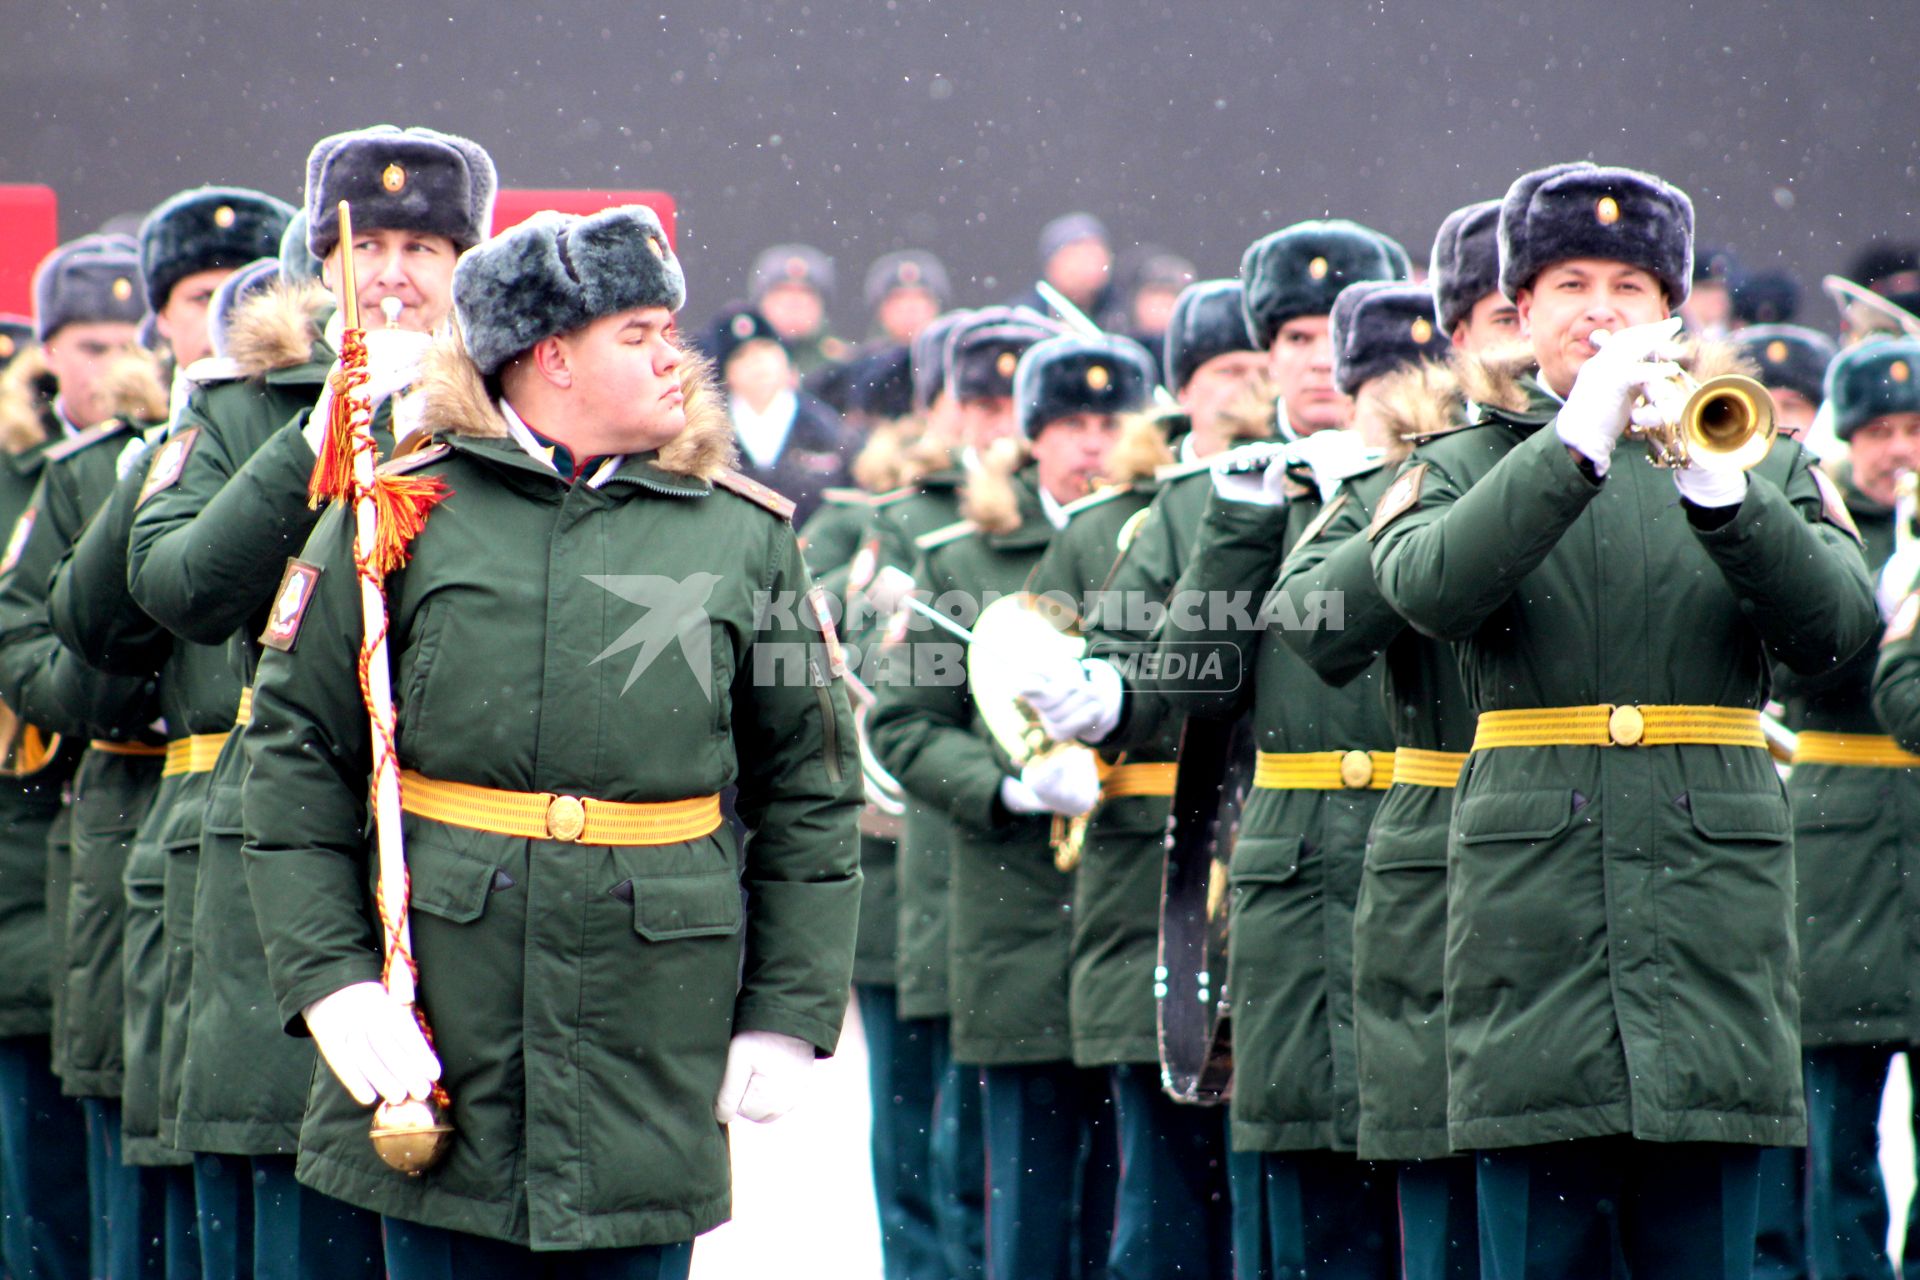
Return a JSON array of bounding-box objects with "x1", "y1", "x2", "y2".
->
[
  {"x1": 1102, "y1": 410, "x2": 1177, "y2": 487},
  {"x1": 959, "y1": 436, "x2": 1033, "y2": 536},
  {"x1": 225, "y1": 279, "x2": 331, "y2": 378},
  {"x1": 412, "y1": 327, "x2": 736, "y2": 481},
  {"x1": 0, "y1": 345, "x2": 167, "y2": 456},
  {"x1": 1369, "y1": 363, "x2": 1466, "y2": 464},
  {"x1": 1454, "y1": 336, "x2": 1756, "y2": 420}
]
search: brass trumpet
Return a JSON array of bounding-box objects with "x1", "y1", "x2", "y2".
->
[{"x1": 1595, "y1": 329, "x2": 1777, "y2": 472}]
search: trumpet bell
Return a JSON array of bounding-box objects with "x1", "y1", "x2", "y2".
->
[{"x1": 1679, "y1": 373, "x2": 1776, "y2": 473}]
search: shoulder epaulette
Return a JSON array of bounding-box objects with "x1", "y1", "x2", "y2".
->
[
  {"x1": 375, "y1": 441, "x2": 451, "y2": 477},
  {"x1": 1060, "y1": 484, "x2": 1136, "y2": 518},
  {"x1": 44, "y1": 419, "x2": 134, "y2": 464},
  {"x1": 1406, "y1": 422, "x2": 1471, "y2": 445},
  {"x1": 712, "y1": 468, "x2": 797, "y2": 521},
  {"x1": 914, "y1": 518, "x2": 978, "y2": 551},
  {"x1": 1152, "y1": 455, "x2": 1217, "y2": 483},
  {"x1": 818, "y1": 486, "x2": 874, "y2": 506},
  {"x1": 870, "y1": 485, "x2": 918, "y2": 507},
  {"x1": 183, "y1": 356, "x2": 244, "y2": 388}
]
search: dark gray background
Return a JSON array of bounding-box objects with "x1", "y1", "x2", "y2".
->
[{"x1": 6, "y1": 0, "x2": 1915, "y2": 334}]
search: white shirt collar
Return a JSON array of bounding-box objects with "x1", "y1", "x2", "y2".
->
[
  {"x1": 498, "y1": 399, "x2": 622, "y2": 488},
  {"x1": 1039, "y1": 484, "x2": 1069, "y2": 530},
  {"x1": 1272, "y1": 396, "x2": 1298, "y2": 442},
  {"x1": 731, "y1": 389, "x2": 798, "y2": 470},
  {"x1": 50, "y1": 400, "x2": 83, "y2": 438},
  {"x1": 1179, "y1": 433, "x2": 1202, "y2": 464}
]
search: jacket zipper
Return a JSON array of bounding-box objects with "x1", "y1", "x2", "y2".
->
[{"x1": 812, "y1": 652, "x2": 843, "y2": 786}]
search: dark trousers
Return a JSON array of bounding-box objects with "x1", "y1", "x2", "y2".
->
[
  {"x1": 1227, "y1": 1144, "x2": 1398, "y2": 1280},
  {"x1": 927, "y1": 1019, "x2": 986, "y2": 1279},
  {"x1": 81, "y1": 1096, "x2": 170, "y2": 1280},
  {"x1": 1751, "y1": 1146, "x2": 1806, "y2": 1280},
  {"x1": 161, "y1": 1164, "x2": 201, "y2": 1280},
  {"x1": 0, "y1": 1034, "x2": 89, "y2": 1280},
  {"x1": 194, "y1": 1152, "x2": 382, "y2": 1280},
  {"x1": 1108, "y1": 1063, "x2": 1231, "y2": 1280},
  {"x1": 857, "y1": 985, "x2": 945, "y2": 1280},
  {"x1": 381, "y1": 1216, "x2": 692, "y2": 1280},
  {"x1": 980, "y1": 1061, "x2": 1117, "y2": 1280},
  {"x1": 1805, "y1": 1045, "x2": 1920, "y2": 1280},
  {"x1": 1476, "y1": 1137, "x2": 1760, "y2": 1280},
  {"x1": 1399, "y1": 1156, "x2": 1480, "y2": 1280}
]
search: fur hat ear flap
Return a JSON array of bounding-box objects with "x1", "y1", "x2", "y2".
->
[
  {"x1": 1498, "y1": 162, "x2": 1694, "y2": 304},
  {"x1": 137, "y1": 187, "x2": 294, "y2": 312},
  {"x1": 33, "y1": 234, "x2": 146, "y2": 342},
  {"x1": 305, "y1": 125, "x2": 497, "y2": 259},
  {"x1": 1331, "y1": 282, "x2": 1452, "y2": 397},
  {"x1": 1430, "y1": 200, "x2": 1502, "y2": 335},
  {"x1": 1014, "y1": 333, "x2": 1156, "y2": 438},
  {"x1": 1827, "y1": 337, "x2": 1920, "y2": 440},
  {"x1": 453, "y1": 205, "x2": 685, "y2": 376}
]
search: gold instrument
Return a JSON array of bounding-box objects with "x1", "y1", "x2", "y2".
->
[
  {"x1": 1822, "y1": 275, "x2": 1920, "y2": 348},
  {"x1": 843, "y1": 669, "x2": 908, "y2": 818},
  {"x1": 964, "y1": 593, "x2": 1099, "y2": 872},
  {"x1": 1595, "y1": 329, "x2": 1776, "y2": 472}
]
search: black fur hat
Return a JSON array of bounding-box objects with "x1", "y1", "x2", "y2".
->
[
  {"x1": 305, "y1": 125, "x2": 497, "y2": 259},
  {"x1": 279, "y1": 211, "x2": 322, "y2": 284},
  {"x1": 1827, "y1": 337, "x2": 1920, "y2": 440},
  {"x1": 945, "y1": 307, "x2": 1061, "y2": 404},
  {"x1": 1015, "y1": 333, "x2": 1154, "y2": 438},
  {"x1": 1164, "y1": 279, "x2": 1257, "y2": 393},
  {"x1": 865, "y1": 251, "x2": 950, "y2": 311},
  {"x1": 138, "y1": 187, "x2": 294, "y2": 312},
  {"x1": 1730, "y1": 271, "x2": 1799, "y2": 326},
  {"x1": 911, "y1": 309, "x2": 972, "y2": 411},
  {"x1": 1733, "y1": 325, "x2": 1835, "y2": 407},
  {"x1": 1239, "y1": 220, "x2": 1410, "y2": 349},
  {"x1": 0, "y1": 314, "x2": 32, "y2": 371},
  {"x1": 698, "y1": 303, "x2": 783, "y2": 372},
  {"x1": 33, "y1": 234, "x2": 146, "y2": 341},
  {"x1": 844, "y1": 343, "x2": 915, "y2": 420},
  {"x1": 1498, "y1": 162, "x2": 1694, "y2": 304},
  {"x1": 1331, "y1": 282, "x2": 1452, "y2": 397},
  {"x1": 750, "y1": 244, "x2": 834, "y2": 302},
  {"x1": 453, "y1": 205, "x2": 686, "y2": 377},
  {"x1": 207, "y1": 258, "x2": 284, "y2": 360},
  {"x1": 1430, "y1": 200, "x2": 1502, "y2": 334}
]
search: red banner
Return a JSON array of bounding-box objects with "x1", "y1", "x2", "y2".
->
[
  {"x1": 490, "y1": 189, "x2": 677, "y2": 248},
  {"x1": 0, "y1": 186, "x2": 58, "y2": 316}
]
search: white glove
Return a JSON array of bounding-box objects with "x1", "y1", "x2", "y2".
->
[
  {"x1": 1210, "y1": 441, "x2": 1293, "y2": 506},
  {"x1": 1014, "y1": 749, "x2": 1102, "y2": 817},
  {"x1": 1556, "y1": 317, "x2": 1685, "y2": 475},
  {"x1": 301, "y1": 328, "x2": 433, "y2": 457},
  {"x1": 1016, "y1": 656, "x2": 1125, "y2": 744},
  {"x1": 1879, "y1": 544, "x2": 1920, "y2": 622},
  {"x1": 864, "y1": 565, "x2": 916, "y2": 621},
  {"x1": 714, "y1": 1030, "x2": 814, "y2": 1124},
  {"x1": 1673, "y1": 467, "x2": 1747, "y2": 510},
  {"x1": 1288, "y1": 429, "x2": 1381, "y2": 503},
  {"x1": 301, "y1": 981, "x2": 442, "y2": 1108}
]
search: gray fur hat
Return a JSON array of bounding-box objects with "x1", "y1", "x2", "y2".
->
[
  {"x1": 1014, "y1": 333, "x2": 1154, "y2": 438},
  {"x1": 865, "y1": 250, "x2": 950, "y2": 311},
  {"x1": 279, "y1": 211, "x2": 322, "y2": 284},
  {"x1": 305, "y1": 125, "x2": 497, "y2": 259},
  {"x1": 1039, "y1": 213, "x2": 1109, "y2": 264},
  {"x1": 1498, "y1": 162, "x2": 1694, "y2": 304},
  {"x1": 945, "y1": 306, "x2": 1062, "y2": 404},
  {"x1": 453, "y1": 205, "x2": 686, "y2": 377},
  {"x1": 911, "y1": 309, "x2": 972, "y2": 411},
  {"x1": 1240, "y1": 220, "x2": 1410, "y2": 349},
  {"x1": 1164, "y1": 280, "x2": 1258, "y2": 393},
  {"x1": 208, "y1": 258, "x2": 284, "y2": 360},
  {"x1": 1430, "y1": 200, "x2": 1502, "y2": 334},
  {"x1": 1331, "y1": 282, "x2": 1451, "y2": 397},
  {"x1": 1734, "y1": 324, "x2": 1834, "y2": 407},
  {"x1": 138, "y1": 187, "x2": 294, "y2": 312},
  {"x1": 33, "y1": 234, "x2": 146, "y2": 341},
  {"x1": 1827, "y1": 337, "x2": 1920, "y2": 440},
  {"x1": 750, "y1": 244, "x2": 834, "y2": 302}
]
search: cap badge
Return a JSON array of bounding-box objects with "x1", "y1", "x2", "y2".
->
[
  {"x1": 995, "y1": 351, "x2": 1018, "y2": 378},
  {"x1": 1410, "y1": 317, "x2": 1433, "y2": 344},
  {"x1": 731, "y1": 315, "x2": 756, "y2": 340},
  {"x1": 1308, "y1": 256, "x2": 1329, "y2": 281},
  {"x1": 111, "y1": 277, "x2": 133, "y2": 301},
  {"x1": 1086, "y1": 364, "x2": 1110, "y2": 391},
  {"x1": 0, "y1": 336, "x2": 13, "y2": 358},
  {"x1": 1765, "y1": 340, "x2": 1788, "y2": 364},
  {"x1": 1595, "y1": 196, "x2": 1621, "y2": 225},
  {"x1": 382, "y1": 163, "x2": 407, "y2": 193},
  {"x1": 213, "y1": 205, "x2": 236, "y2": 229},
  {"x1": 646, "y1": 236, "x2": 665, "y2": 261},
  {"x1": 900, "y1": 262, "x2": 921, "y2": 284},
  {"x1": 1894, "y1": 360, "x2": 1912, "y2": 384},
  {"x1": 785, "y1": 256, "x2": 808, "y2": 279}
]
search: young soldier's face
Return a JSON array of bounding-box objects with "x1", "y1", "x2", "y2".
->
[
  {"x1": 323, "y1": 228, "x2": 458, "y2": 334},
  {"x1": 1179, "y1": 350, "x2": 1267, "y2": 455},
  {"x1": 156, "y1": 266, "x2": 234, "y2": 369},
  {"x1": 558, "y1": 306, "x2": 686, "y2": 450},
  {"x1": 1767, "y1": 388, "x2": 1818, "y2": 439},
  {"x1": 1030, "y1": 411, "x2": 1120, "y2": 504},
  {"x1": 41, "y1": 321, "x2": 141, "y2": 427},
  {"x1": 957, "y1": 396, "x2": 1017, "y2": 452},
  {"x1": 1451, "y1": 292, "x2": 1521, "y2": 353},
  {"x1": 1266, "y1": 315, "x2": 1348, "y2": 435},
  {"x1": 1849, "y1": 412, "x2": 1920, "y2": 507},
  {"x1": 723, "y1": 339, "x2": 794, "y2": 411},
  {"x1": 758, "y1": 284, "x2": 824, "y2": 341},
  {"x1": 1517, "y1": 259, "x2": 1670, "y2": 398}
]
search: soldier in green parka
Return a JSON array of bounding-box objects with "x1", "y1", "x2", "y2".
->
[
  {"x1": 1369, "y1": 163, "x2": 1875, "y2": 1278},
  {"x1": 242, "y1": 204, "x2": 860, "y2": 1279},
  {"x1": 869, "y1": 332, "x2": 1152, "y2": 1280}
]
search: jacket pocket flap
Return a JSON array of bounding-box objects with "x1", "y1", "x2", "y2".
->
[
  {"x1": 1229, "y1": 834, "x2": 1303, "y2": 885},
  {"x1": 1456, "y1": 789, "x2": 1578, "y2": 844},
  {"x1": 1689, "y1": 790, "x2": 1790, "y2": 841},
  {"x1": 631, "y1": 869, "x2": 743, "y2": 942},
  {"x1": 403, "y1": 836, "x2": 498, "y2": 924}
]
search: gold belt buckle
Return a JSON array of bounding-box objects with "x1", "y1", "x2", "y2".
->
[
  {"x1": 1339, "y1": 749, "x2": 1375, "y2": 788},
  {"x1": 545, "y1": 794, "x2": 587, "y2": 842},
  {"x1": 1607, "y1": 704, "x2": 1646, "y2": 747}
]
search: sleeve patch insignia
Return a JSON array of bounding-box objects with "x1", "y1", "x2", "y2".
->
[
  {"x1": 259, "y1": 558, "x2": 322, "y2": 653},
  {"x1": 1292, "y1": 492, "x2": 1350, "y2": 551},
  {"x1": 1885, "y1": 592, "x2": 1920, "y2": 647},
  {"x1": 0, "y1": 509, "x2": 34, "y2": 576},
  {"x1": 1810, "y1": 467, "x2": 1862, "y2": 544},
  {"x1": 806, "y1": 583, "x2": 848, "y2": 678},
  {"x1": 1367, "y1": 464, "x2": 1427, "y2": 541},
  {"x1": 137, "y1": 427, "x2": 199, "y2": 507}
]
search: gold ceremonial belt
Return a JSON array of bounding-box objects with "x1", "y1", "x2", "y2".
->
[
  {"x1": 164, "y1": 733, "x2": 229, "y2": 777},
  {"x1": 236, "y1": 686, "x2": 253, "y2": 727},
  {"x1": 1792, "y1": 731, "x2": 1920, "y2": 769},
  {"x1": 1390, "y1": 748, "x2": 1470, "y2": 788},
  {"x1": 1472, "y1": 704, "x2": 1765, "y2": 752},
  {"x1": 398, "y1": 770, "x2": 724, "y2": 846},
  {"x1": 1101, "y1": 762, "x2": 1178, "y2": 800},
  {"x1": 1254, "y1": 750, "x2": 1396, "y2": 791},
  {"x1": 89, "y1": 740, "x2": 167, "y2": 759}
]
